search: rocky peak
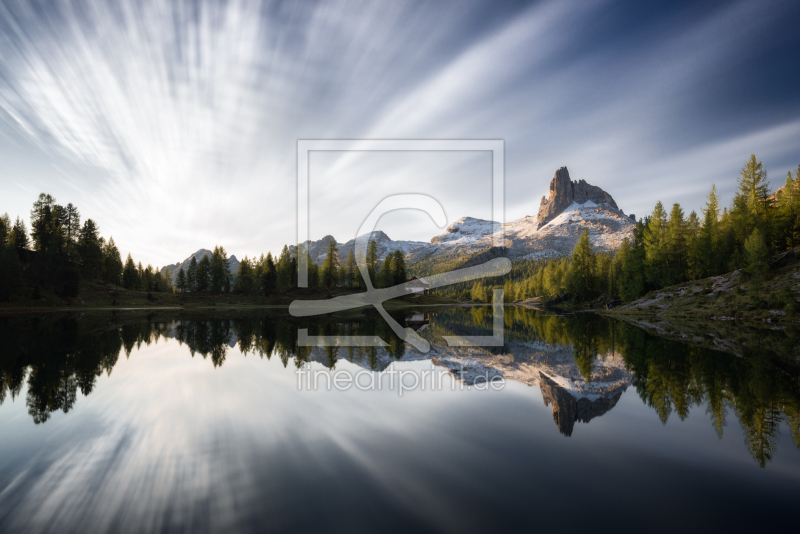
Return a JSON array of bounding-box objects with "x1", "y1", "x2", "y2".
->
[{"x1": 536, "y1": 167, "x2": 619, "y2": 229}]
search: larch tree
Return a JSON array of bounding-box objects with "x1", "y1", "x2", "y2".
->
[
  {"x1": 176, "y1": 268, "x2": 188, "y2": 292},
  {"x1": 322, "y1": 239, "x2": 340, "y2": 289}
]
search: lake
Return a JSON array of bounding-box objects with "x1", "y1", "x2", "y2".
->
[{"x1": 1, "y1": 307, "x2": 799, "y2": 533}]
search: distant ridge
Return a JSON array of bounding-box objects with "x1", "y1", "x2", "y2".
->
[
  {"x1": 162, "y1": 167, "x2": 635, "y2": 276},
  {"x1": 161, "y1": 249, "x2": 240, "y2": 282}
]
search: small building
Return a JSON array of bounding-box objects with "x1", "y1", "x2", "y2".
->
[
  {"x1": 405, "y1": 276, "x2": 430, "y2": 295},
  {"x1": 405, "y1": 313, "x2": 430, "y2": 331}
]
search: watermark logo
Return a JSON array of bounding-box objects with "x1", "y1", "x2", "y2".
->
[
  {"x1": 296, "y1": 363, "x2": 506, "y2": 396},
  {"x1": 290, "y1": 140, "x2": 509, "y2": 353}
]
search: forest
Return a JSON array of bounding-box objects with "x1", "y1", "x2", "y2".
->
[
  {"x1": 459, "y1": 155, "x2": 800, "y2": 305},
  {"x1": 2, "y1": 154, "x2": 798, "y2": 305},
  {"x1": 0, "y1": 195, "x2": 409, "y2": 302}
]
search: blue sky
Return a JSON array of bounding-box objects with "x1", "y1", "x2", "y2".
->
[{"x1": 1, "y1": 0, "x2": 799, "y2": 267}]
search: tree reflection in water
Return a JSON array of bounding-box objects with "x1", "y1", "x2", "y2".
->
[{"x1": 0, "y1": 310, "x2": 798, "y2": 468}]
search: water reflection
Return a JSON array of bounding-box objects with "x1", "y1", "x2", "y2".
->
[{"x1": 1, "y1": 308, "x2": 799, "y2": 468}]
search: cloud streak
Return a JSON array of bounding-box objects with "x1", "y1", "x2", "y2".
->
[{"x1": 0, "y1": 0, "x2": 799, "y2": 266}]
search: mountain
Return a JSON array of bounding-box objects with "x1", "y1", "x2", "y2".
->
[
  {"x1": 293, "y1": 231, "x2": 428, "y2": 267},
  {"x1": 162, "y1": 166, "x2": 634, "y2": 275},
  {"x1": 161, "y1": 249, "x2": 240, "y2": 282},
  {"x1": 404, "y1": 166, "x2": 636, "y2": 265}
]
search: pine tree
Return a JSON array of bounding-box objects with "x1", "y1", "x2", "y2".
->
[
  {"x1": 322, "y1": 239, "x2": 340, "y2": 289},
  {"x1": 568, "y1": 229, "x2": 595, "y2": 297},
  {"x1": 664, "y1": 203, "x2": 687, "y2": 285},
  {"x1": 210, "y1": 246, "x2": 231, "y2": 294},
  {"x1": 379, "y1": 254, "x2": 395, "y2": 288},
  {"x1": 276, "y1": 245, "x2": 292, "y2": 292},
  {"x1": 176, "y1": 268, "x2": 188, "y2": 292},
  {"x1": 10, "y1": 217, "x2": 29, "y2": 257},
  {"x1": 0, "y1": 244, "x2": 24, "y2": 301},
  {"x1": 77, "y1": 219, "x2": 103, "y2": 279},
  {"x1": 698, "y1": 184, "x2": 720, "y2": 276},
  {"x1": 644, "y1": 202, "x2": 669, "y2": 287},
  {"x1": 196, "y1": 255, "x2": 210, "y2": 291},
  {"x1": 391, "y1": 250, "x2": 406, "y2": 285},
  {"x1": 344, "y1": 249, "x2": 357, "y2": 288},
  {"x1": 235, "y1": 256, "x2": 255, "y2": 294},
  {"x1": 743, "y1": 229, "x2": 769, "y2": 297},
  {"x1": 63, "y1": 203, "x2": 80, "y2": 260},
  {"x1": 777, "y1": 168, "x2": 800, "y2": 253},
  {"x1": 261, "y1": 253, "x2": 277, "y2": 295},
  {"x1": 366, "y1": 240, "x2": 378, "y2": 286},
  {"x1": 103, "y1": 237, "x2": 123, "y2": 287},
  {"x1": 685, "y1": 210, "x2": 702, "y2": 279},
  {"x1": 616, "y1": 229, "x2": 646, "y2": 301},
  {"x1": 739, "y1": 154, "x2": 770, "y2": 211},
  {"x1": 187, "y1": 257, "x2": 198, "y2": 292},
  {"x1": 0, "y1": 213, "x2": 10, "y2": 245},
  {"x1": 122, "y1": 254, "x2": 139, "y2": 289}
]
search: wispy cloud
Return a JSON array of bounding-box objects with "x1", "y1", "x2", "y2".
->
[{"x1": 0, "y1": 0, "x2": 798, "y2": 265}]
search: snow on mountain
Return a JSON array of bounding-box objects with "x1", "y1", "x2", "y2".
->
[
  {"x1": 294, "y1": 230, "x2": 430, "y2": 267},
  {"x1": 163, "y1": 167, "x2": 634, "y2": 276},
  {"x1": 405, "y1": 167, "x2": 635, "y2": 265},
  {"x1": 431, "y1": 217, "x2": 501, "y2": 246}
]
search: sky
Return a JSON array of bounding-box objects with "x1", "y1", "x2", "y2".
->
[{"x1": 1, "y1": 0, "x2": 799, "y2": 267}]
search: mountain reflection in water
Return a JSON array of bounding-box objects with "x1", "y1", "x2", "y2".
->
[{"x1": 1, "y1": 308, "x2": 798, "y2": 470}]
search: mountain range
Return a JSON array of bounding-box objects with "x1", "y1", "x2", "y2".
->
[
  {"x1": 164, "y1": 166, "x2": 635, "y2": 280},
  {"x1": 160, "y1": 249, "x2": 240, "y2": 282}
]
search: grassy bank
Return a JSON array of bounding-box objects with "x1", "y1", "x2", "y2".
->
[
  {"x1": 0, "y1": 279, "x2": 461, "y2": 312},
  {"x1": 605, "y1": 253, "x2": 800, "y2": 325}
]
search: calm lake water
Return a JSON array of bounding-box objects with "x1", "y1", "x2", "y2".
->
[{"x1": 1, "y1": 308, "x2": 799, "y2": 533}]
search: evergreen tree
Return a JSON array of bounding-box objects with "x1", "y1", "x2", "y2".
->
[
  {"x1": 738, "y1": 154, "x2": 770, "y2": 220},
  {"x1": 391, "y1": 250, "x2": 406, "y2": 285},
  {"x1": 743, "y1": 229, "x2": 769, "y2": 297},
  {"x1": 77, "y1": 219, "x2": 103, "y2": 279},
  {"x1": 102, "y1": 237, "x2": 123, "y2": 287},
  {"x1": 30, "y1": 193, "x2": 56, "y2": 252},
  {"x1": 10, "y1": 217, "x2": 28, "y2": 256},
  {"x1": 261, "y1": 253, "x2": 277, "y2": 295},
  {"x1": 568, "y1": 229, "x2": 595, "y2": 297},
  {"x1": 617, "y1": 228, "x2": 646, "y2": 301},
  {"x1": 344, "y1": 249, "x2": 357, "y2": 288},
  {"x1": 664, "y1": 203, "x2": 687, "y2": 285},
  {"x1": 0, "y1": 213, "x2": 10, "y2": 245},
  {"x1": 644, "y1": 202, "x2": 669, "y2": 287},
  {"x1": 235, "y1": 256, "x2": 256, "y2": 295},
  {"x1": 276, "y1": 245, "x2": 292, "y2": 292},
  {"x1": 322, "y1": 239, "x2": 340, "y2": 289},
  {"x1": 0, "y1": 240, "x2": 24, "y2": 301},
  {"x1": 777, "y1": 168, "x2": 800, "y2": 252},
  {"x1": 186, "y1": 257, "x2": 198, "y2": 292},
  {"x1": 685, "y1": 210, "x2": 702, "y2": 279},
  {"x1": 379, "y1": 254, "x2": 395, "y2": 288},
  {"x1": 698, "y1": 184, "x2": 720, "y2": 276},
  {"x1": 122, "y1": 254, "x2": 139, "y2": 289},
  {"x1": 366, "y1": 240, "x2": 378, "y2": 286},
  {"x1": 176, "y1": 268, "x2": 188, "y2": 292},
  {"x1": 196, "y1": 255, "x2": 210, "y2": 291},
  {"x1": 63, "y1": 203, "x2": 80, "y2": 259},
  {"x1": 210, "y1": 246, "x2": 231, "y2": 294}
]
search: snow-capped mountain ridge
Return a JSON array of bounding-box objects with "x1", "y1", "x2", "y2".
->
[{"x1": 164, "y1": 167, "x2": 634, "y2": 271}]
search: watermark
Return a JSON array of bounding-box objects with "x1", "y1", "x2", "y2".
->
[
  {"x1": 296, "y1": 363, "x2": 506, "y2": 396},
  {"x1": 291, "y1": 139, "x2": 509, "y2": 352}
]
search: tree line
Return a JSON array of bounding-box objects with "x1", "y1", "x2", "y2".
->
[
  {"x1": 0, "y1": 193, "x2": 413, "y2": 302},
  {"x1": 462, "y1": 155, "x2": 799, "y2": 303},
  {"x1": 220, "y1": 238, "x2": 408, "y2": 298},
  {"x1": 0, "y1": 193, "x2": 179, "y2": 301}
]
